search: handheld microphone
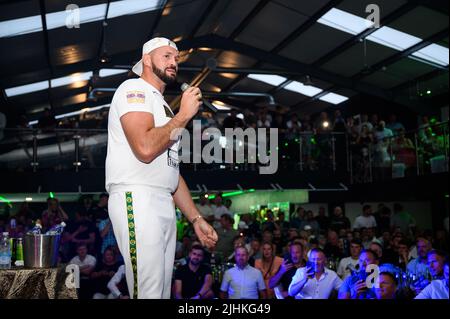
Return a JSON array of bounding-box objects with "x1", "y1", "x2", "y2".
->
[{"x1": 180, "y1": 82, "x2": 217, "y2": 113}]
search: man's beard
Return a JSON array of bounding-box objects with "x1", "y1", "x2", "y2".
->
[{"x1": 152, "y1": 62, "x2": 176, "y2": 84}]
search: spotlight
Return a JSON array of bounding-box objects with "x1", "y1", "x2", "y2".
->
[{"x1": 322, "y1": 121, "x2": 329, "y2": 128}]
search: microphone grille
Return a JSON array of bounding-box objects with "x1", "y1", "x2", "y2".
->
[{"x1": 180, "y1": 83, "x2": 190, "y2": 92}]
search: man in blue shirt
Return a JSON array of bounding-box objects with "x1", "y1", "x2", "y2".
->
[
  {"x1": 338, "y1": 249, "x2": 379, "y2": 299},
  {"x1": 220, "y1": 247, "x2": 267, "y2": 299}
]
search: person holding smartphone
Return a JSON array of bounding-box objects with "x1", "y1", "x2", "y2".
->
[
  {"x1": 288, "y1": 248, "x2": 342, "y2": 299},
  {"x1": 269, "y1": 242, "x2": 306, "y2": 299}
]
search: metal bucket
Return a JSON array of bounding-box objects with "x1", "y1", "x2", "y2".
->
[{"x1": 23, "y1": 234, "x2": 61, "y2": 268}]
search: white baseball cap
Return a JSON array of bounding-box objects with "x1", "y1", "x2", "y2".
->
[{"x1": 132, "y1": 37, "x2": 178, "y2": 76}]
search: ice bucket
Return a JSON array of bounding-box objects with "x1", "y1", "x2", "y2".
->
[{"x1": 23, "y1": 234, "x2": 61, "y2": 268}]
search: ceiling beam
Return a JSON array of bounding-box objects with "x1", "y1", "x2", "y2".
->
[
  {"x1": 353, "y1": 28, "x2": 449, "y2": 81},
  {"x1": 312, "y1": 2, "x2": 416, "y2": 67},
  {"x1": 2, "y1": 34, "x2": 393, "y2": 102},
  {"x1": 221, "y1": 0, "x2": 344, "y2": 92},
  {"x1": 196, "y1": 35, "x2": 393, "y2": 100}
]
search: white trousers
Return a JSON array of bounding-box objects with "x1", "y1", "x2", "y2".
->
[{"x1": 108, "y1": 185, "x2": 176, "y2": 299}]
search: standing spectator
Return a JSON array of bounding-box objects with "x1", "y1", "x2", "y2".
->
[
  {"x1": 89, "y1": 193, "x2": 109, "y2": 224},
  {"x1": 373, "y1": 120, "x2": 393, "y2": 143},
  {"x1": 173, "y1": 245, "x2": 214, "y2": 299},
  {"x1": 375, "y1": 206, "x2": 392, "y2": 233},
  {"x1": 220, "y1": 247, "x2": 267, "y2": 299},
  {"x1": 272, "y1": 229, "x2": 285, "y2": 256},
  {"x1": 215, "y1": 214, "x2": 238, "y2": 260},
  {"x1": 391, "y1": 203, "x2": 416, "y2": 238},
  {"x1": 211, "y1": 194, "x2": 231, "y2": 229},
  {"x1": 300, "y1": 210, "x2": 320, "y2": 238},
  {"x1": 332, "y1": 110, "x2": 346, "y2": 132},
  {"x1": 275, "y1": 211, "x2": 290, "y2": 238},
  {"x1": 196, "y1": 195, "x2": 214, "y2": 224},
  {"x1": 288, "y1": 248, "x2": 342, "y2": 299},
  {"x1": 290, "y1": 207, "x2": 305, "y2": 230},
  {"x1": 255, "y1": 242, "x2": 283, "y2": 299},
  {"x1": 248, "y1": 238, "x2": 262, "y2": 262},
  {"x1": 358, "y1": 114, "x2": 373, "y2": 133},
  {"x1": 386, "y1": 114, "x2": 405, "y2": 134},
  {"x1": 41, "y1": 197, "x2": 69, "y2": 232},
  {"x1": 315, "y1": 206, "x2": 329, "y2": 231},
  {"x1": 262, "y1": 210, "x2": 276, "y2": 232},
  {"x1": 66, "y1": 211, "x2": 97, "y2": 258},
  {"x1": 329, "y1": 206, "x2": 351, "y2": 233},
  {"x1": 353, "y1": 205, "x2": 377, "y2": 230},
  {"x1": 98, "y1": 217, "x2": 117, "y2": 256}
]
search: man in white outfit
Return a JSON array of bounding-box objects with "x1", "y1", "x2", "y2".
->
[{"x1": 105, "y1": 37, "x2": 218, "y2": 299}]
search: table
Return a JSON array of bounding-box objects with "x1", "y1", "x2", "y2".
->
[{"x1": 0, "y1": 265, "x2": 77, "y2": 299}]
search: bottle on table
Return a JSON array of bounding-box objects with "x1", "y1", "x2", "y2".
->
[
  {"x1": 15, "y1": 238, "x2": 24, "y2": 267},
  {"x1": 0, "y1": 232, "x2": 11, "y2": 270},
  {"x1": 27, "y1": 219, "x2": 42, "y2": 235}
]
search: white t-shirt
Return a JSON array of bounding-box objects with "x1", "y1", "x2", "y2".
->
[
  {"x1": 337, "y1": 257, "x2": 359, "y2": 279},
  {"x1": 353, "y1": 215, "x2": 377, "y2": 230},
  {"x1": 105, "y1": 78, "x2": 180, "y2": 193},
  {"x1": 69, "y1": 254, "x2": 96, "y2": 268}
]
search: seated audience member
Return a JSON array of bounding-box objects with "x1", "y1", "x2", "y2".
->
[
  {"x1": 338, "y1": 249, "x2": 379, "y2": 299},
  {"x1": 269, "y1": 242, "x2": 306, "y2": 299},
  {"x1": 69, "y1": 244, "x2": 97, "y2": 299},
  {"x1": 248, "y1": 238, "x2": 262, "y2": 262},
  {"x1": 255, "y1": 242, "x2": 283, "y2": 298},
  {"x1": 288, "y1": 248, "x2": 342, "y2": 299},
  {"x1": 396, "y1": 239, "x2": 412, "y2": 271},
  {"x1": 107, "y1": 265, "x2": 130, "y2": 299},
  {"x1": 91, "y1": 247, "x2": 121, "y2": 299},
  {"x1": 375, "y1": 272, "x2": 398, "y2": 299},
  {"x1": 324, "y1": 230, "x2": 344, "y2": 260},
  {"x1": 407, "y1": 237, "x2": 432, "y2": 277},
  {"x1": 220, "y1": 247, "x2": 267, "y2": 299},
  {"x1": 337, "y1": 239, "x2": 363, "y2": 279},
  {"x1": 173, "y1": 245, "x2": 214, "y2": 299},
  {"x1": 428, "y1": 250, "x2": 447, "y2": 280},
  {"x1": 415, "y1": 261, "x2": 449, "y2": 299}
]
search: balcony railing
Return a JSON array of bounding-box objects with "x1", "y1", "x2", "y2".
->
[{"x1": 0, "y1": 122, "x2": 447, "y2": 183}]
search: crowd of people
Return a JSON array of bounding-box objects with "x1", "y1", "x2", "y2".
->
[
  {"x1": 0, "y1": 193, "x2": 448, "y2": 300},
  {"x1": 2, "y1": 106, "x2": 447, "y2": 179}
]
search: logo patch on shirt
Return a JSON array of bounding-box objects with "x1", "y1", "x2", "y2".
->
[
  {"x1": 126, "y1": 91, "x2": 145, "y2": 104},
  {"x1": 167, "y1": 149, "x2": 179, "y2": 169}
]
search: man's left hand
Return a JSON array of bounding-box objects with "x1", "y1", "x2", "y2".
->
[{"x1": 193, "y1": 217, "x2": 218, "y2": 249}]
